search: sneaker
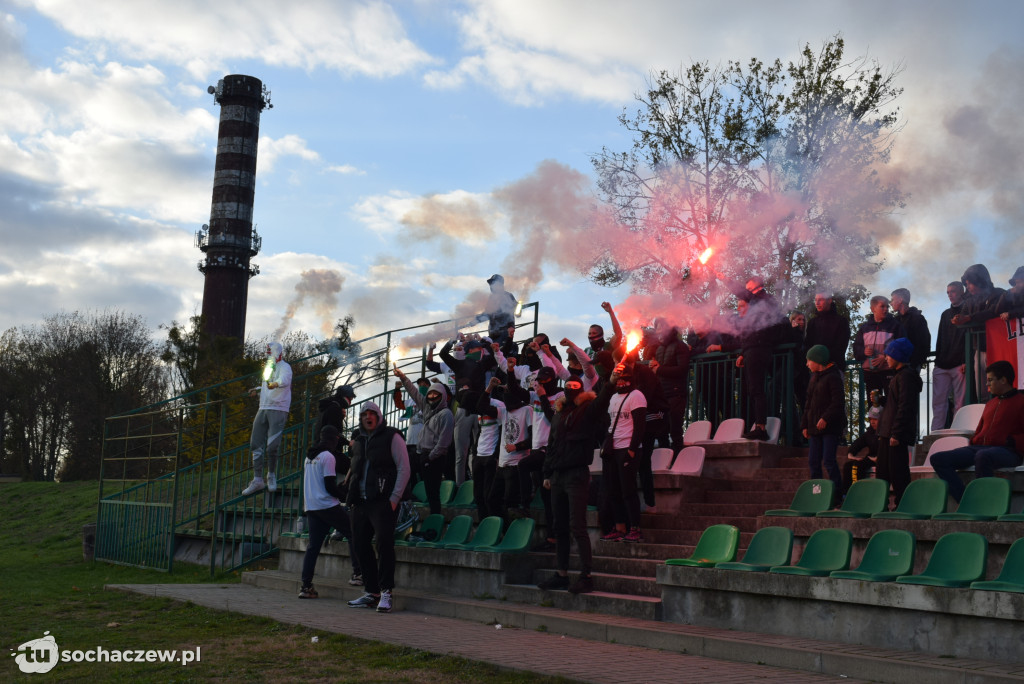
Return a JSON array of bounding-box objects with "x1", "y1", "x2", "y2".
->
[
  {"x1": 348, "y1": 573, "x2": 363, "y2": 586},
  {"x1": 622, "y1": 527, "x2": 644, "y2": 543},
  {"x1": 568, "y1": 575, "x2": 594, "y2": 594},
  {"x1": 537, "y1": 574, "x2": 570, "y2": 591},
  {"x1": 330, "y1": 531, "x2": 347, "y2": 543},
  {"x1": 347, "y1": 592, "x2": 379, "y2": 609},
  {"x1": 298, "y1": 584, "x2": 318, "y2": 599},
  {"x1": 267, "y1": 472, "x2": 277, "y2": 492},
  {"x1": 600, "y1": 530, "x2": 624, "y2": 542},
  {"x1": 241, "y1": 477, "x2": 265, "y2": 496},
  {"x1": 743, "y1": 426, "x2": 769, "y2": 441},
  {"x1": 376, "y1": 590, "x2": 393, "y2": 613}
]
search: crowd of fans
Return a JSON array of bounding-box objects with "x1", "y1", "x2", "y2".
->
[{"x1": 253, "y1": 264, "x2": 1024, "y2": 604}]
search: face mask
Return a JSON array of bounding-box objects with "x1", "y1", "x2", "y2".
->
[
  {"x1": 418, "y1": 385, "x2": 429, "y2": 396},
  {"x1": 564, "y1": 384, "x2": 582, "y2": 405},
  {"x1": 427, "y1": 393, "x2": 442, "y2": 408},
  {"x1": 466, "y1": 350, "x2": 482, "y2": 361},
  {"x1": 616, "y1": 379, "x2": 633, "y2": 394},
  {"x1": 568, "y1": 366, "x2": 583, "y2": 377}
]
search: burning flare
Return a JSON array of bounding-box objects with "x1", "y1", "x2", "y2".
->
[
  {"x1": 262, "y1": 357, "x2": 275, "y2": 383},
  {"x1": 514, "y1": 300, "x2": 524, "y2": 318},
  {"x1": 625, "y1": 331, "x2": 641, "y2": 353},
  {"x1": 698, "y1": 247, "x2": 714, "y2": 265}
]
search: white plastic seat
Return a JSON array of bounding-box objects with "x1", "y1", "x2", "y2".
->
[
  {"x1": 669, "y1": 446, "x2": 705, "y2": 476},
  {"x1": 682, "y1": 420, "x2": 712, "y2": 445},
  {"x1": 764, "y1": 417, "x2": 781, "y2": 444},
  {"x1": 910, "y1": 435, "x2": 971, "y2": 473},
  {"x1": 930, "y1": 404, "x2": 985, "y2": 436},
  {"x1": 693, "y1": 418, "x2": 745, "y2": 444},
  {"x1": 650, "y1": 447, "x2": 675, "y2": 473}
]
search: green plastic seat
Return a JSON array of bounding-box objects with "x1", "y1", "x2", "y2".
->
[
  {"x1": 817, "y1": 479, "x2": 889, "y2": 518},
  {"x1": 831, "y1": 530, "x2": 916, "y2": 582},
  {"x1": 998, "y1": 511, "x2": 1024, "y2": 522},
  {"x1": 411, "y1": 481, "x2": 428, "y2": 504},
  {"x1": 439, "y1": 479, "x2": 456, "y2": 505},
  {"x1": 932, "y1": 477, "x2": 1010, "y2": 521},
  {"x1": 972, "y1": 538, "x2": 1024, "y2": 593},
  {"x1": 394, "y1": 513, "x2": 444, "y2": 547},
  {"x1": 477, "y1": 517, "x2": 536, "y2": 554},
  {"x1": 872, "y1": 478, "x2": 948, "y2": 520},
  {"x1": 769, "y1": 528, "x2": 852, "y2": 576},
  {"x1": 716, "y1": 526, "x2": 793, "y2": 572},
  {"x1": 666, "y1": 524, "x2": 740, "y2": 567},
  {"x1": 896, "y1": 532, "x2": 987, "y2": 588},
  {"x1": 529, "y1": 486, "x2": 544, "y2": 509},
  {"x1": 764, "y1": 479, "x2": 834, "y2": 517},
  {"x1": 446, "y1": 481, "x2": 476, "y2": 508},
  {"x1": 416, "y1": 514, "x2": 473, "y2": 549},
  {"x1": 445, "y1": 516, "x2": 504, "y2": 550}
]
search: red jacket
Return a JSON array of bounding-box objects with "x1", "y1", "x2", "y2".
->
[{"x1": 971, "y1": 390, "x2": 1024, "y2": 454}]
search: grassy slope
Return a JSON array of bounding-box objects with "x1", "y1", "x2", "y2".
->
[{"x1": 0, "y1": 482, "x2": 569, "y2": 683}]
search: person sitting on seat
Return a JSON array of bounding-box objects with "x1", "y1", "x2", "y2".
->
[
  {"x1": 842, "y1": 407, "x2": 880, "y2": 496},
  {"x1": 930, "y1": 360, "x2": 1024, "y2": 502}
]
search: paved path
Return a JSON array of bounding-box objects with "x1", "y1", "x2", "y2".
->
[{"x1": 109, "y1": 583, "x2": 858, "y2": 683}]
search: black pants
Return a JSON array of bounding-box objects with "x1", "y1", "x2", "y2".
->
[
  {"x1": 350, "y1": 498, "x2": 397, "y2": 594},
  {"x1": 519, "y1": 448, "x2": 552, "y2": 530},
  {"x1": 489, "y1": 464, "x2": 523, "y2": 518},
  {"x1": 640, "y1": 417, "x2": 668, "y2": 508},
  {"x1": 842, "y1": 458, "x2": 874, "y2": 496},
  {"x1": 743, "y1": 346, "x2": 771, "y2": 427},
  {"x1": 551, "y1": 466, "x2": 592, "y2": 576},
  {"x1": 665, "y1": 395, "x2": 688, "y2": 454},
  {"x1": 600, "y1": 448, "x2": 641, "y2": 528},
  {"x1": 419, "y1": 450, "x2": 444, "y2": 514},
  {"x1": 875, "y1": 439, "x2": 910, "y2": 509},
  {"x1": 302, "y1": 505, "x2": 358, "y2": 586},
  {"x1": 472, "y1": 454, "x2": 497, "y2": 520}
]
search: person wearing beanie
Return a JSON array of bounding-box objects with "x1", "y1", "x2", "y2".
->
[
  {"x1": 875, "y1": 337, "x2": 923, "y2": 508},
  {"x1": 802, "y1": 345, "x2": 846, "y2": 501},
  {"x1": 842, "y1": 407, "x2": 881, "y2": 495},
  {"x1": 344, "y1": 402, "x2": 411, "y2": 613}
]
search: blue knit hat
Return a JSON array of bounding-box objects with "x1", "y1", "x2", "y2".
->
[{"x1": 884, "y1": 338, "x2": 914, "y2": 364}]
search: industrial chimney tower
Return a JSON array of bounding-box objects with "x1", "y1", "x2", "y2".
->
[{"x1": 196, "y1": 74, "x2": 271, "y2": 343}]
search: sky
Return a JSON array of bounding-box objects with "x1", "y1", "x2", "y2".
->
[{"x1": 1, "y1": 0, "x2": 1023, "y2": 357}]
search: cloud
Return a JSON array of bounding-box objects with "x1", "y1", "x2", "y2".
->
[
  {"x1": 353, "y1": 188, "x2": 496, "y2": 246},
  {"x1": 23, "y1": 0, "x2": 437, "y2": 79},
  {"x1": 258, "y1": 134, "x2": 321, "y2": 174}
]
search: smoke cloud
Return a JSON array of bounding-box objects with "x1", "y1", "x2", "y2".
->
[{"x1": 273, "y1": 268, "x2": 345, "y2": 340}]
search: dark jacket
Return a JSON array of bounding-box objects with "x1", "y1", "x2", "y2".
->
[
  {"x1": 440, "y1": 341, "x2": 496, "y2": 392},
  {"x1": 877, "y1": 365, "x2": 923, "y2": 444},
  {"x1": 894, "y1": 306, "x2": 931, "y2": 368},
  {"x1": 804, "y1": 304, "x2": 851, "y2": 369},
  {"x1": 802, "y1": 364, "x2": 847, "y2": 437},
  {"x1": 934, "y1": 303, "x2": 966, "y2": 369},
  {"x1": 346, "y1": 424, "x2": 403, "y2": 505},
  {"x1": 542, "y1": 383, "x2": 615, "y2": 476},
  {"x1": 652, "y1": 330, "x2": 691, "y2": 400},
  {"x1": 996, "y1": 289, "x2": 1024, "y2": 321},
  {"x1": 852, "y1": 314, "x2": 901, "y2": 374}
]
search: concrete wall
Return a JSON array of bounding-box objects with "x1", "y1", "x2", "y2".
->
[{"x1": 659, "y1": 565, "x2": 1024, "y2": 664}]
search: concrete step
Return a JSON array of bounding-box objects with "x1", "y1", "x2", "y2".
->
[
  {"x1": 233, "y1": 571, "x2": 1024, "y2": 684},
  {"x1": 530, "y1": 568, "x2": 660, "y2": 597},
  {"x1": 530, "y1": 552, "x2": 663, "y2": 579},
  {"x1": 703, "y1": 490, "x2": 794, "y2": 505},
  {"x1": 701, "y1": 478, "x2": 803, "y2": 493},
  {"x1": 672, "y1": 503, "x2": 774, "y2": 517}
]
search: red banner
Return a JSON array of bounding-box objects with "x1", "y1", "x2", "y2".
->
[{"x1": 986, "y1": 317, "x2": 1024, "y2": 389}]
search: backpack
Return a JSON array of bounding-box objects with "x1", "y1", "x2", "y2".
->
[{"x1": 393, "y1": 500, "x2": 419, "y2": 535}]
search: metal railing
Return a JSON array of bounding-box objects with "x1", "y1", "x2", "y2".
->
[{"x1": 95, "y1": 303, "x2": 540, "y2": 573}]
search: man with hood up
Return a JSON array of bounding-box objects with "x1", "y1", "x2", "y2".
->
[
  {"x1": 242, "y1": 341, "x2": 292, "y2": 496},
  {"x1": 344, "y1": 401, "x2": 410, "y2": 614},
  {"x1": 954, "y1": 263, "x2": 1006, "y2": 401},
  {"x1": 479, "y1": 274, "x2": 518, "y2": 344},
  {"x1": 647, "y1": 317, "x2": 691, "y2": 454},
  {"x1": 395, "y1": 367, "x2": 454, "y2": 514}
]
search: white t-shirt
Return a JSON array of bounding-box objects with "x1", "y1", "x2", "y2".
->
[
  {"x1": 498, "y1": 405, "x2": 532, "y2": 467},
  {"x1": 607, "y1": 389, "x2": 647, "y2": 450},
  {"x1": 303, "y1": 450, "x2": 339, "y2": 512},
  {"x1": 530, "y1": 391, "x2": 563, "y2": 449},
  {"x1": 476, "y1": 398, "x2": 503, "y2": 457}
]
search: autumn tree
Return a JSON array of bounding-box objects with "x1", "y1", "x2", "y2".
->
[{"x1": 590, "y1": 36, "x2": 904, "y2": 314}]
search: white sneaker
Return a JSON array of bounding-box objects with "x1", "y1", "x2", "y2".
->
[
  {"x1": 267, "y1": 472, "x2": 277, "y2": 492},
  {"x1": 376, "y1": 589, "x2": 392, "y2": 613},
  {"x1": 241, "y1": 477, "x2": 265, "y2": 496}
]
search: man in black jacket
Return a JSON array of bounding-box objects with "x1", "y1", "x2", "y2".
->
[
  {"x1": 344, "y1": 402, "x2": 410, "y2": 613},
  {"x1": 875, "y1": 339, "x2": 922, "y2": 509},
  {"x1": 537, "y1": 373, "x2": 616, "y2": 594},
  {"x1": 890, "y1": 288, "x2": 931, "y2": 371},
  {"x1": 804, "y1": 292, "x2": 851, "y2": 373},
  {"x1": 647, "y1": 318, "x2": 691, "y2": 454},
  {"x1": 932, "y1": 282, "x2": 967, "y2": 431}
]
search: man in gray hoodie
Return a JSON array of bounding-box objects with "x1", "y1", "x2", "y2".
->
[{"x1": 395, "y1": 366, "x2": 454, "y2": 514}]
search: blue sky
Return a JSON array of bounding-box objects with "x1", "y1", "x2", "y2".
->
[{"x1": 1, "y1": 0, "x2": 1022, "y2": 352}]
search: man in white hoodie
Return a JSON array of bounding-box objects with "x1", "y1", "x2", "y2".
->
[{"x1": 243, "y1": 341, "x2": 292, "y2": 495}]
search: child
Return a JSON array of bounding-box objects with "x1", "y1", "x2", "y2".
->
[
  {"x1": 801, "y1": 345, "x2": 847, "y2": 503},
  {"x1": 875, "y1": 338, "x2": 922, "y2": 508}
]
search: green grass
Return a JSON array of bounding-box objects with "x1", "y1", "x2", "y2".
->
[{"x1": 1, "y1": 481, "x2": 572, "y2": 683}]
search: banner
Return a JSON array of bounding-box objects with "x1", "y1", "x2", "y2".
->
[{"x1": 986, "y1": 317, "x2": 1024, "y2": 389}]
